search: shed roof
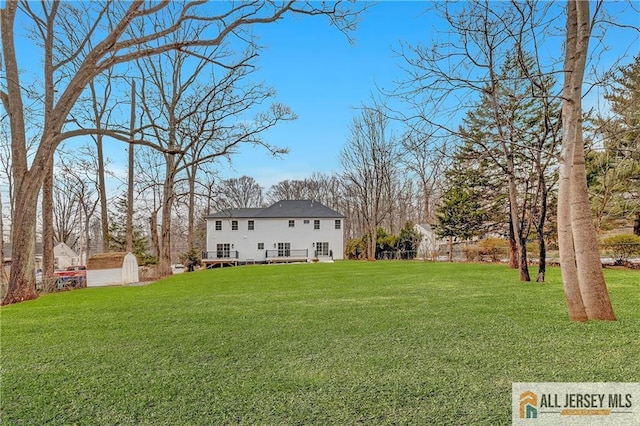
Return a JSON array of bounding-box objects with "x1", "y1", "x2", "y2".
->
[
  {"x1": 206, "y1": 200, "x2": 344, "y2": 219},
  {"x1": 87, "y1": 252, "x2": 132, "y2": 270}
]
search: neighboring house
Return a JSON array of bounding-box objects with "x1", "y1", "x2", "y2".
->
[
  {"x1": 54, "y1": 242, "x2": 81, "y2": 269},
  {"x1": 3, "y1": 242, "x2": 44, "y2": 270},
  {"x1": 414, "y1": 223, "x2": 446, "y2": 260},
  {"x1": 3, "y1": 242, "x2": 81, "y2": 272},
  {"x1": 204, "y1": 200, "x2": 345, "y2": 265}
]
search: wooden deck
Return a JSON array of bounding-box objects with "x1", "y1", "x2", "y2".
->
[{"x1": 202, "y1": 259, "x2": 238, "y2": 268}]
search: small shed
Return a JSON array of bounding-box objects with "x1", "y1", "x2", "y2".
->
[{"x1": 86, "y1": 252, "x2": 139, "y2": 287}]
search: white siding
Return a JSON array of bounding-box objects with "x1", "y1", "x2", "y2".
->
[
  {"x1": 122, "y1": 253, "x2": 139, "y2": 283},
  {"x1": 87, "y1": 268, "x2": 121, "y2": 287},
  {"x1": 54, "y1": 242, "x2": 81, "y2": 269},
  {"x1": 206, "y1": 217, "x2": 344, "y2": 262}
]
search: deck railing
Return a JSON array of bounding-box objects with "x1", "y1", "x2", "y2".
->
[
  {"x1": 202, "y1": 250, "x2": 239, "y2": 260},
  {"x1": 265, "y1": 249, "x2": 308, "y2": 259}
]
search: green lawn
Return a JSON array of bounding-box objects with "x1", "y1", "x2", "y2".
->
[{"x1": 1, "y1": 262, "x2": 638, "y2": 425}]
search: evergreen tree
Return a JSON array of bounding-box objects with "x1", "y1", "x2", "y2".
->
[
  {"x1": 589, "y1": 56, "x2": 640, "y2": 234},
  {"x1": 436, "y1": 155, "x2": 489, "y2": 261},
  {"x1": 451, "y1": 51, "x2": 560, "y2": 279},
  {"x1": 396, "y1": 221, "x2": 422, "y2": 259},
  {"x1": 107, "y1": 195, "x2": 156, "y2": 265}
]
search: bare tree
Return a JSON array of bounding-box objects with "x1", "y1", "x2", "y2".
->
[
  {"x1": 43, "y1": 148, "x2": 101, "y2": 270},
  {"x1": 399, "y1": 129, "x2": 449, "y2": 225},
  {"x1": 216, "y1": 176, "x2": 265, "y2": 210},
  {"x1": 89, "y1": 75, "x2": 115, "y2": 253},
  {"x1": 266, "y1": 179, "x2": 312, "y2": 203},
  {"x1": 69, "y1": 68, "x2": 121, "y2": 253},
  {"x1": 132, "y1": 147, "x2": 164, "y2": 261},
  {"x1": 58, "y1": 148, "x2": 101, "y2": 262},
  {"x1": 340, "y1": 106, "x2": 400, "y2": 260},
  {"x1": 0, "y1": 1, "x2": 361, "y2": 304},
  {"x1": 265, "y1": 173, "x2": 343, "y2": 207}
]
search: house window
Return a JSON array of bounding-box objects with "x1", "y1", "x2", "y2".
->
[
  {"x1": 216, "y1": 243, "x2": 231, "y2": 258},
  {"x1": 316, "y1": 242, "x2": 329, "y2": 256},
  {"x1": 232, "y1": 220, "x2": 238, "y2": 230},
  {"x1": 289, "y1": 220, "x2": 295, "y2": 228},
  {"x1": 258, "y1": 242, "x2": 264, "y2": 250},
  {"x1": 277, "y1": 242, "x2": 291, "y2": 257},
  {"x1": 248, "y1": 220, "x2": 255, "y2": 231},
  {"x1": 314, "y1": 220, "x2": 320, "y2": 230},
  {"x1": 215, "y1": 220, "x2": 222, "y2": 231},
  {"x1": 335, "y1": 219, "x2": 341, "y2": 230},
  {"x1": 303, "y1": 219, "x2": 310, "y2": 224}
]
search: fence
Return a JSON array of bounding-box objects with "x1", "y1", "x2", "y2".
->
[
  {"x1": 376, "y1": 250, "x2": 418, "y2": 260},
  {"x1": 202, "y1": 251, "x2": 239, "y2": 259},
  {"x1": 265, "y1": 249, "x2": 309, "y2": 259}
]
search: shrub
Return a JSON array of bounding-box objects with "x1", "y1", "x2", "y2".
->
[
  {"x1": 477, "y1": 238, "x2": 509, "y2": 262},
  {"x1": 602, "y1": 234, "x2": 640, "y2": 265},
  {"x1": 463, "y1": 244, "x2": 480, "y2": 262},
  {"x1": 179, "y1": 248, "x2": 201, "y2": 272},
  {"x1": 345, "y1": 238, "x2": 366, "y2": 260}
]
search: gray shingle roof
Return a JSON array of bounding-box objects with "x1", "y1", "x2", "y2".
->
[{"x1": 206, "y1": 200, "x2": 344, "y2": 219}]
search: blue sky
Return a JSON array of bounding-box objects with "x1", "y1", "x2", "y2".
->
[
  {"x1": 217, "y1": 2, "x2": 432, "y2": 187},
  {"x1": 217, "y1": 1, "x2": 640, "y2": 188}
]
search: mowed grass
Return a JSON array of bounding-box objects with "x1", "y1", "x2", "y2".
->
[{"x1": 1, "y1": 262, "x2": 638, "y2": 425}]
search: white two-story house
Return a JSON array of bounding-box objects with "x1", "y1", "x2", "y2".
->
[{"x1": 204, "y1": 200, "x2": 345, "y2": 266}]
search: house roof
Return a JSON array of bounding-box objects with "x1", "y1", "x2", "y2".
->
[
  {"x1": 54, "y1": 242, "x2": 79, "y2": 257},
  {"x1": 206, "y1": 200, "x2": 344, "y2": 219},
  {"x1": 3, "y1": 242, "x2": 44, "y2": 258},
  {"x1": 3, "y1": 242, "x2": 78, "y2": 261}
]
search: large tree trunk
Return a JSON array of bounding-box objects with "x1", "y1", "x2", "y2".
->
[
  {"x1": 559, "y1": 0, "x2": 614, "y2": 321},
  {"x1": 149, "y1": 213, "x2": 160, "y2": 259},
  {"x1": 96, "y1": 132, "x2": 110, "y2": 252},
  {"x1": 571, "y1": 114, "x2": 615, "y2": 320},
  {"x1": 368, "y1": 225, "x2": 376, "y2": 261},
  {"x1": 1, "y1": 3, "x2": 37, "y2": 304},
  {"x1": 158, "y1": 156, "x2": 176, "y2": 276},
  {"x1": 89, "y1": 80, "x2": 110, "y2": 253},
  {"x1": 536, "y1": 182, "x2": 548, "y2": 283},
  {"x1": 3, "y1": 176, "x2": 40, "y2": 305},
  {"x1": 0, "y1": 192, "x2": 8, "y2": 285},
  {"x1": 518, "y1": 235, "x2": 531, "y2": 282},
  {"x1": 187, "y1": 165, "x2": 196, "y2": 250},
  {"x1": 558, "y1": 142, "x2": 587, "y2": 320},
  {"x1": 506, "y1": 159, "x2": 530, "y2": 281},
  {"x1": 126, "y1": 80, "x2": 136, "y2": 253},
  {"x1": 42, "y1": 159, "x2": 55, "y2": 292},
  {"x1": 507, "y1": 216, "x2": 518, "y2": 268}
]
